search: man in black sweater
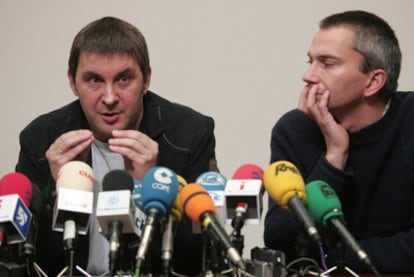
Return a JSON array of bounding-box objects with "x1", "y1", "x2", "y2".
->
[{"x1": 264, "y1": 10, "x2": 414, "y2": 274}]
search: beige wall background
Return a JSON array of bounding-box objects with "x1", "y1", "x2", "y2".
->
[{"x1": 1, "y1": 0, "x2": 414, "y2": 260}]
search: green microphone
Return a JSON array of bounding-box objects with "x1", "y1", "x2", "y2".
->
[{"x1": 306, "y1": 180, "x2": 380, "y2": 275}]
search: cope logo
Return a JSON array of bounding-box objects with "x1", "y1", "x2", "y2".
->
[{"x1": 152, "y1": 167, "x2": 174, "y2": 194}]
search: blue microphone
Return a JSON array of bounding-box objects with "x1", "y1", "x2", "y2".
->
[{"x1": 134, "y1": 167, "x2": 179, "y2": 275}]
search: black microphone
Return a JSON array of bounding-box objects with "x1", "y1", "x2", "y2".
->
[
  {"x1": 231, "y1": 202, "x2": 248, "y2": 233},
  {"x1": 96, "y1": 169, "x2": 136, "y2": 274},
  {"x1": 19, "y1": 182, "x2": 43, "y2": 276},
  {"x1": 306, "y1": 180, "x2": 380, "y2": 275}
]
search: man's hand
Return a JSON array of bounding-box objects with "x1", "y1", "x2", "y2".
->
[
  {"x1": 46, "y1": 130, "x2": 94, "y2": 181},
  {"x1": 108, "y1": 130, "x2": 159, "y2": 180},
  {"x1": 299, "y1": 84, "x2": 349, "y2": 169}
]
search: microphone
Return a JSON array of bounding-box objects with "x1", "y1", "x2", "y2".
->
[
  {"x1": 180, "y1": 183, "x2": 245, "y2": 270},
  {"x1": 19, "y1": 182, "x2": 43, "y2": 275},
  {"x1": 135, "y1": 166, "x2": 179, "y2": 274},
  {"x1": 161, "y1": 175, "x2": 187, "y2": 275},
  {"x1": 0, "y1": 173, "x2": 33, "y2": 247},
  {"x1": 305, "y1": 180, "x2": 379, "y2": 274},
  {"x1": 196, "y1": 171, "x2": 227, "y2": 227},
  {"x1": 52, "y1": 161, "x2": 94, "y2": 260},
  {"x1": 231, "y1": 202, "x2": 248, "y2": 232},
  {"x1": 96, "y1": 169, "x2": 137, "y2": 274},
  {"x1": 225, "y1": 164, "x2": 264, "y2": 226},
  {"x1": 263, "y1": 160, "x2": 322, "y2": 247}
]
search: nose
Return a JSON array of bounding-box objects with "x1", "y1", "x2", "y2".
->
[
  {"x1": 302, "y1": 62, "x2": 319, "y2": 84},
  {"x1": 102, "y1": 85, "x2": 118, "y2": 105}
]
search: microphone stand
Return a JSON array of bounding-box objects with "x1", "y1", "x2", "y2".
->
[{"x1": 230, "y1": 228, "x2": 244, "y2": 258}]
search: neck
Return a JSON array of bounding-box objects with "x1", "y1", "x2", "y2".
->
[{"x1": 334, "y1": 98, "x2": 390, "y2": 133}]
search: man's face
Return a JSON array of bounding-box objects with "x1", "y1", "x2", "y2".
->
[
  {"x1": 303, "y1": 26, "x2": 371, "y2": 115},
  {"x1": 69, "y1": 52, "x2": 151, "y2": 141}
]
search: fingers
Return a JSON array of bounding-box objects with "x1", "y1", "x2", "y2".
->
[
  {"x1": 46, "y1": 130, "x2": 94, "y2": 180},
  {"x1": 109, "y1": 130, "x2": 159, "y2": 178}
]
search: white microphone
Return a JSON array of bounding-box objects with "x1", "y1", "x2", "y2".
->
[
  {"x1": 96, "y1": 169, "x2": 138, "y2": 274},
  {"x1": 52, "y1": 161, "x2": 94, "y2": 249},
  {"x1": 225, "y1": 164, "x2": 264, "y2": 226}
]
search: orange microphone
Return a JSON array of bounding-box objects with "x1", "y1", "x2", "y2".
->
[{"x1": 181, "y1": 183, "x2": 245, "y2": 270}]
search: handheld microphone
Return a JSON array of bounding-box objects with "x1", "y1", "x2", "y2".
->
[
  {"x1": 196, "y1": 171, "x2": 227, "y2": 227},
  {"x1": 231, "y1": 202, "x2": 248, "y2": 232},
  {"x1": 306, "y1": 180, "x2": 379, "y2": 274},
  {"x1": 0, "y1": 173, "x2": 33, "y2": 247},
  {"x1": 180, "y1": 183, "x2": 245, "y2": 270},
  {"x1": 135, "y1": 166, "x2": 179, "y2": 274},
  {"x1": 263, "y1": 160, "x2": 322, "y2": 246},
  {"x1": 53, "y1": 161, "x2": 94, "y2": 251},
  {"x1": 226, "y1": 164, "x2": 264, "y2": 226},
  {"x1": 96, "y1": 169, "x2": 136, "y2": 274},
  {"x1": 161, "y1": 175, "x2": 187, "y2": 275}
]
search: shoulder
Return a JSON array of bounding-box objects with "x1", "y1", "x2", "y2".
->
[
  {"x1": 271, "y1": 109, "x2": 317, "y2": 136},
  {"x1": 20, "y1": 100, "x2": 85, "y2": 137},
  {"x1": 144, "y1": 91, "x2": 215, "y2": 130}
]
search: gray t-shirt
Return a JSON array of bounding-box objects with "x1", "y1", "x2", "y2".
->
[{"x1": 87, "y1": 140, "x2": 124, "y2": 276}]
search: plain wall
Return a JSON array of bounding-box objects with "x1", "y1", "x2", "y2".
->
[{"x1": 1, "y1": 0, "x2": 414, "y2": 261}]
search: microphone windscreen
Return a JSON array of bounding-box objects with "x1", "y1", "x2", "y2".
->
[
  {"x1": 180, "y1": 183, "x2": 216, "y2": 224},
  {"x1": 232, "y1": 164, "x2": 264, "y2": 180},
  {"x1": 171, "y1": 175, "x2": 187, "y2": 221},
  {"x1": 196, "y1": 171, "x2": 227, "y2": 191},
  {"x1": 0, "y1": 172, "x2": 32, "y2": 207},
  {"x1": 306, "y1": 180, "x2": 344, "y2": 226},
  {"x1": 141, "y1": 166, "x2": 179, "y2": 217},
  {"x1": 102, "y1": 169, "x2": 134, "y2": 191},
  {"x1": 56, "y1": 161, "x2": 94, "y2": 192},
  {"x1": 263, "y1": 160, "x2": 306, "y2": 209}
]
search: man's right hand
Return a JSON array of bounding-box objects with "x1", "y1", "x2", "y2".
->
[
  {"x1": 46, "y1": 129, "x2": 94, "y2": 181},
  {"x1": 298, "y1": 84, "x2": 349, "y2": 170}
]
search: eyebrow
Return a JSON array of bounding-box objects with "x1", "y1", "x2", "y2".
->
[{"x1": 80, "y1": 67, "x2": 137, "y2": 81}]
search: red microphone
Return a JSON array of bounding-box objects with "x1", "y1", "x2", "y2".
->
[
  {"x1": 232, "y1": 164, "x2": 264, "y2": 180},
  {"x1": 0, "y1": 172, "x2": 33, "y2": 246},
  {"x1": 0, "y1": 172, "x2": 32, "y2": 207}
]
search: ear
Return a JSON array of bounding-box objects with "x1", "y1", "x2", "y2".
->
[
  {"x1": 363, "y1": 69, "x2": 387, "y2": 97},
  {"x1": 67, "y1": 70, "x2": 79, "y2": 97},
  {"x1": 143, "y1": 67, "x2": 152, "y2": 95}
]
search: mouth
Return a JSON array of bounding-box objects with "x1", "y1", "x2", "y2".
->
[{"x1": 101, "y1": 112, "x2": 121, "y2": 124}]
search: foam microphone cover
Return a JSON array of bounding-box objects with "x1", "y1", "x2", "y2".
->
[
  {"x1": 0, "y1": 172, "x2": 33, "y2": 207},
  {"x1": 56, "y1": 161, "x2": 94, "y2": 192},
  {"x1": 102, "y1": 170, "x2": 134, "y2": 191},
  {"x1": 180, "y1": 183, "x2": 216, "y2": 224},
  {"x1": 232, "y1": 164, "x2": 264, "y2": 180},
  {"x1": 305, "y1": 180, "x2": 344, "y2": 226},
  {"x1": 141, "y1": 166, "x2": 179, "y2": 218},
  {"x1": 263, "y1": 160, "x2": 306, "y2": 210},
  {"x1": 196, "y1": 171, "x2": 227, "y2": 191},
  {"x1": 170, "y1": 175, "x2": 187, "y2": 221}
]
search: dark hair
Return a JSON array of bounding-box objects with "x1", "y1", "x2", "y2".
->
[
  {"x1": 320, "y1": 10, "x2": 401, "y2": 100},
  {"x1": 68, "y1": 16, "x2": 150, "y2": 83}
]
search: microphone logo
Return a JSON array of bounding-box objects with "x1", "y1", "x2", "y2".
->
[
  {"x1": 154, "y1": 167, "x2": 174, "y2": 184},
  {"x1": 274, "y1": 161, "x2": 300, "y2": 176},
  {"x1": 16, "y1": 205, "x2": 29, "y2": 226},
  {"x1": 319, "y1": 183, "x2": 337, "y2": 198},
  {"x1": 108, "y1": 194, "x2": 121, "y2": 208}
]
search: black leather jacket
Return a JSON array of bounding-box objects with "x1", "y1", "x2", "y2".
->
[{"x1": 16, "y1": 91, "x2": 217, "y2": 276}]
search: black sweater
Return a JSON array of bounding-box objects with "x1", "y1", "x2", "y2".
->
[{"x1": 264, "y1": 91, "x2": 414, "y2": 274}]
